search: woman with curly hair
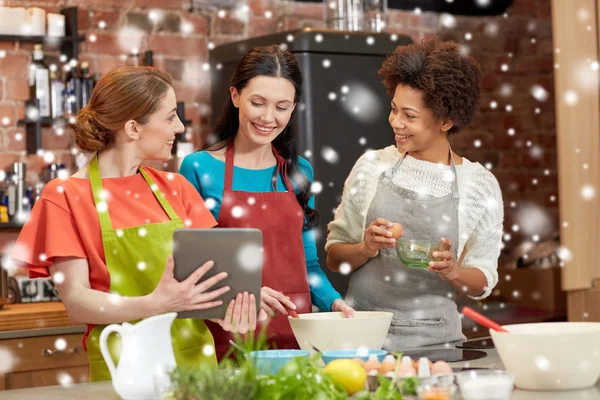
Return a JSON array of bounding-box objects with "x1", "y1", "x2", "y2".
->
[{"x1": 325, "y1": 37, "x2": 504, "y2": 349}]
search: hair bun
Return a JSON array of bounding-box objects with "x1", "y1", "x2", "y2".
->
[{"x1": 73, "y1": 107, "x2": 113, "y2": 153}]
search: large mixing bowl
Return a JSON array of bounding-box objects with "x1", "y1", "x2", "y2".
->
[
  {"x1": 490, "y1": 322, "x2": 600, "y2": 390},
  {"x1": 288, "y1": 311, "x2": 393, "y2": 352}
]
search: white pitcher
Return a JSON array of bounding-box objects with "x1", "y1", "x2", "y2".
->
[{"x1": 100, "y1": 312, "x2": 177, "y2": 400}]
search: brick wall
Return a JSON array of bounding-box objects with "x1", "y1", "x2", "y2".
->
[{"x1": 0, "y1": 0, "x2": 557, "y2": 255}]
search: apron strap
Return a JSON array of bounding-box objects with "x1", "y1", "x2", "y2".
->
[
  {"x1": 224, "y1": 141, "x2": 295, "y2": 193},
  {"x1": 271, "y1": 148, "x2": 295, "y2": 193},
  {"x1": 224, "y1": 141, "x2": 235, "y2": 191},
  {"x1": 447, "y1": 143, "x2": 460, "y2": 200},
  {"x1": 138, "y1": 167, "x2": 181, "y2": 221},
  {"x1": 89, "y1": 154, "x2": 114, "y2": 232}
]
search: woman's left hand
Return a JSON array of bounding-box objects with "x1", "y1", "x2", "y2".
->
[
  {"x1": 428, "y1": 238, "x2": 460, "y2": 281},
  {"x1": 331, "y1": 299, "x2": 355, "y2": 318},
  {"x1": 216, "y1": 292, "x2": 257, "y2": 334}
]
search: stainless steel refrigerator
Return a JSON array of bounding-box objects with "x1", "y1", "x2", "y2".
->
[{"x1": 209, "y1": 29, "x2": 412, "y2": 296}]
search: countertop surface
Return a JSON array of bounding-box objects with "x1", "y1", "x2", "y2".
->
[
  {"x1": 0, "y1": 303, "x2": 86, "y2": 339},
  {"x1": 0, "y1": 348, "x2": 599, "y2": 399}
]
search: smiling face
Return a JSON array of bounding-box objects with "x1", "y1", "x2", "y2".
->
[
  {"x1": 389, "y1": 84, "x2": 453, "y2": 156},
  {"x1": 133, "y1": 87, "x2": 184, "y2": 161},
  {"x1": 231, "y1": 75, "x2": 296, "y2": 147}
]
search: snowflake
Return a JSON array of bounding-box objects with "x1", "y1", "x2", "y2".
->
[
  {"x1": 311, "y1": 182, "x2": 323, "y2": 194},
  {"x1": 53, "y1": 271, "x2": 65, "y2": 284},
  {"x1": 321, "y1": 147, "x2": 339, "y2": 164},
  {"x1": 57, "y1": 372, "x2": 74, "y2": 388},
  {"x1": 203, "y1": 344, "x2": 215, "y2": 356},
  {"x1": 440, "y1": 14, "x2": 456, "y2": 29},
  {"x1": 581, "y1": 184, "x2": 595, "y2": 200},
  {"x1": 339, "y1": 263, "x2": 351, "y2": 275},
  {"x1": 55, "y1": 338, "x2": 67, "y2": 351},
  {"x1": 535, "y1": 356, "x2": 551, "y2": 371},
  {"x1": 531, "y1": 85, "x2": 549, "y2": 102},
  {"x1": 237, "y1": 244, "x2": 263, "y2": 272},
  {"x1": 564, "y1": 90, "x2": 579, "y2": 106}
]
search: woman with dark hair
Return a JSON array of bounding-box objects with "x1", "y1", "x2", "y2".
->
[
  {"x1": 11, "y1": 67, "x2": 256, "y2": 381},
  {"x1": 180, "y1": 45, "x2": 353, "y2": 359},
  {"x1": 326, "y1": 38, "x2": 504, "y2": 350}
]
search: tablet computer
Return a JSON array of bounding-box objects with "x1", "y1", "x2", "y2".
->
[{"x1": 172, "y1": 228, "x2": 263, "y2": 320}]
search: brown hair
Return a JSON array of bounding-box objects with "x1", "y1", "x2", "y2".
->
[
  {"x1": 378, "y1": 37, "x2": 482, "y2": 134},
  {"x1": 74, "y1": 66, "x2": 173, "y2": 153}
]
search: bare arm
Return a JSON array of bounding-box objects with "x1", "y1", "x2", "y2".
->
[
  {"x1": 326, "y1": 242, "x2": 374, "y2": 272},
  {"x1": 447, "y1": 267, "x2": 487, "y2": 297},
  {"x1": 50, "y1": 255, "x2": 230, "y2": 325},
  {"x1": 326, "y1": 218, "x2": 397, "y2": 272}
]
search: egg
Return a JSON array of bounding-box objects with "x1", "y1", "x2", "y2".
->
[
  {"x1": 389, "y1": 223, "x2": 403, "y2": 239},
  {"x1": 363, "y1": 354, "x2": 382, "y2": 374},
  {"x1": 379, "y1": 355, "x2": 396, "y2": 374},
  {"x1": 431, "y1": 361, "x2": 453, "y2": 375},
  {"x1": 397, "y1": 362, "x2": 416, "y2": 377}
]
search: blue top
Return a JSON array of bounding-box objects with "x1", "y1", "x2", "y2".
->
[{"x1": 179, "y1": 150, "x2": 343, "y2": 312}]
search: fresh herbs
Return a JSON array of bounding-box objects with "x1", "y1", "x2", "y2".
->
[{"x1": 168, "y1": 329, "x2": 417, "y2": 399}]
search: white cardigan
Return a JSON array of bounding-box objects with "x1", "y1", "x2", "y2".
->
[{"x1": 325, "y1": 146, "x2": 504, "y2": 300}]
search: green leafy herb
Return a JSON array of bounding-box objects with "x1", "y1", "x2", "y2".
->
[{"x1": 168, "y1": 325, "x2": 415, "y2": 399}]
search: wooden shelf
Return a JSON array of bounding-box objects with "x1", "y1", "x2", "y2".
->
[
  {"x1": 0, "y1": 34, "x2": 84, "y2": 44},
  {"x1": 0, "y1": 302, "x2": 77, "y2": 332},
  {"x1": 0, "y1": 222, "x2": 24, "y2": 232},
  {"x1": 17, "y1": 117, "x2": 72, "y2": 127}
]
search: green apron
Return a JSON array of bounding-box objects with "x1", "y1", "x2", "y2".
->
[{"x1": 85, "y1": 155, "x2": 217, "y2": 382}]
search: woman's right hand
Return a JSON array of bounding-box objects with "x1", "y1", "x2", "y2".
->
[
  {"x1": 149, "y1": 255, "x2": 230, "y2": 314},
  {"x1": 361, "y1": 218, "x2": 397, "y2": 258},
  {"x1": 260, "y1": 286, "x2": 297, "y2": 317}
]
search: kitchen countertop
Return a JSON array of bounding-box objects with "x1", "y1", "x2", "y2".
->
[
  {"x1": 1, "y1": 348, "x2": 599, "y2": 399},
  {"x1": 0, "y1": 302, "x2": 86, "y2": 339}
]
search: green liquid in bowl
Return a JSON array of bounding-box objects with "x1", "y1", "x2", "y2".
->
[{"x1": 396, "y1": 239, "x2": 443, "y2": 269}]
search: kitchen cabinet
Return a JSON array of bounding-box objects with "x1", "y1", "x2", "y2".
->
[
  {"x1": 0, "y1": 333, "x2": 89, "y2": 391},
  {"x1": 551, "y1": 0, "x2": 600, "y2": 322},
  {"x1": 0, "y1": 302, "x2": 88, "y2": 391}
]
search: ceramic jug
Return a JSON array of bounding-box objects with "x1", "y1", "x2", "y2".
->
[{"x1": 100, "y1": 312, "x2": 177, "y2": 400}]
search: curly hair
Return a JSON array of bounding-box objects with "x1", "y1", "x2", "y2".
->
[{"x1": 378, "y1": 37, "x2": 482, "y2": 134}]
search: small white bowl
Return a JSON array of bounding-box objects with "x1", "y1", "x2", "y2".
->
[
  {"x1": 455, "y1": 369, "x2": 514, "y2": 400},
  {"x1": 288, "y1": 311, "x2": 392, "y2": 352},
  {"x1": 490, "y1": 322, "x2": 600, "y2": 390}
]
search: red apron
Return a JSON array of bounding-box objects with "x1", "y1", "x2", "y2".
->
[{"x1": 206, "y1": 142, "x2": 312, "y2": 360}]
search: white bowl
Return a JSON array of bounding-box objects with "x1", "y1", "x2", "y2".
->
[
  {"x1": 288, "y1": 311, "x2": 393, "y2": 352},
  {"x1": 490, "y1": 322, "x2": 600, "y2": 390}
]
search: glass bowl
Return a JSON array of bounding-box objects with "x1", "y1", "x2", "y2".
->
[
  {"x1": 396, "y1": 239, "x2": 445, "y2": 269},
  {"x1": 454, "y1": 369, "x2": 515, "y2": 400}
]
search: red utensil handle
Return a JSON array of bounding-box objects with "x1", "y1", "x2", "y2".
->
[{"x1": 462, "y1": 306, "x2": 509, "y2": 333}]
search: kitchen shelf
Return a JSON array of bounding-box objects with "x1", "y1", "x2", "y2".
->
[
  {"x1": 17, "y1": 117, "x2": 72, "y2": 126},
  {"x1": 0, "y1": 6, "x2": 83, "y2": 154},
  {"x1": 0, "y1": 221, "x2": 25, "y2": 231},
  {"x1": 0, "y1": 7, "x2": 83, "y2": 60},
  {"x1": 0, "y1": 34, "x2": 84, "y2": 45}
]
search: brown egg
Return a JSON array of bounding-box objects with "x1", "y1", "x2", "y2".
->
[
  {"x1": 363, "y1": 355, "x2": 382, "y2": 374},
  {"x1": 397, "y1": 363, "x2": 416, "y2": 377},
  {"x1": 389, "y1": 223, "x2": 403, "y2": 239},
  {"x1": 431, "y1": 361, "x2": 453, "y2": 375},
  {"x1": 378, "y1": 355, "x2": 396, "y2": 374}
]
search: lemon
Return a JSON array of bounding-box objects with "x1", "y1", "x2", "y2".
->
[{"x1": 322, "y1": 359, "x2": 367, "y2": 395}]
